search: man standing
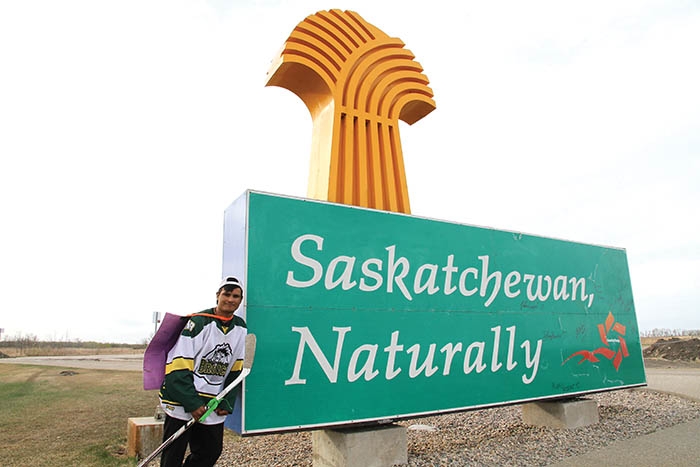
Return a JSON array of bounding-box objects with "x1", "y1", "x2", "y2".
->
[{"x1": 158, "y1": 277, "x2": 247, "y2": 467}]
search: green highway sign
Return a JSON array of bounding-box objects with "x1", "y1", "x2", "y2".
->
[{"x1": 222, "y1": 191, "x2": 645, "y2": 434}]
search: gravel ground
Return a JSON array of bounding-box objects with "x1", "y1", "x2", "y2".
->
[{"x1": 215, "y1": 389, "x2": 700, "y2": 466}]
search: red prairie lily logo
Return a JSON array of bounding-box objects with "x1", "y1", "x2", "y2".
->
[{"x1": 564, "y1": 312, "x2": 630, "y2": 371}]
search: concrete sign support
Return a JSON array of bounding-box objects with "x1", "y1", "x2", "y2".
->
[
  {"x1": 523, "y1": 398, "x2": 600, "y2": 428},
  {"x1": 313, "y1": 425, "x2": 407, "y2": 467}
]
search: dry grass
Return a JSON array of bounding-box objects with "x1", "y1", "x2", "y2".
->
[
  {"x1": 0, "y1": 363, "x2": 158, "y2": 466},
  {"x1": 641, "y1": 337, "x2": 659, "y2": 346}
]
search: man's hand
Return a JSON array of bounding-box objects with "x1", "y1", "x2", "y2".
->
[
  {"x1": 191, "y1": 406, "x2": 207, "y2": 421},
  {"x1": 215, "y1": 408, "x2": 231, "y2": 416}
]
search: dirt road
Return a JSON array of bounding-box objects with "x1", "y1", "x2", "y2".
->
[
  {"x1": 0, "y1": 354, "x2": 143, "y2": 371},
  {"x1": 643, "y1": 359, "x2": 700, "y2": 401}
]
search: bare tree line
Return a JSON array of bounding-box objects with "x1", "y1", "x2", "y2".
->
[
  {"x1": 639, "y1": 328, "x2": 700, "y2": 338},
  {"x1": 0, "y1": 332, "x2": 145, "y2": 355}
]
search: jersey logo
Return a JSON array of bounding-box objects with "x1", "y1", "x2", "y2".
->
[{"x1": 197, "y1": 343, "x2": 233, "y2": 383}]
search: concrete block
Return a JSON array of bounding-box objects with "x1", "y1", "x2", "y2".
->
[
  {"x1": 127, "y1": 416, "x2": 164, "y2": 459},
  {"x1": 522, "y1": 398, "x2": 599, "y2": 428},
  {"x1": 313, "y1": 424, "x2": 407, "y2": 467}
]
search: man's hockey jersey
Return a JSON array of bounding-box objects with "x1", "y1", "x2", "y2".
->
[{"x1": 159, "y1": 310, "x2": 247, "y2": 425}]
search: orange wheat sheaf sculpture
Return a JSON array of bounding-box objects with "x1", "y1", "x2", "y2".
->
[{"x1": 266, "y1": 9, "x2": 436, "y2": 214}]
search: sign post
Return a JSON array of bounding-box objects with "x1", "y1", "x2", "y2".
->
[{"x1": 152, "y1": 312, "x2": 161, "y2": 335}]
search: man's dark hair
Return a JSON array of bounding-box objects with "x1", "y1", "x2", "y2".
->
[{"x1": 220, "y1": 284, "x2": 242, "y2": 294}]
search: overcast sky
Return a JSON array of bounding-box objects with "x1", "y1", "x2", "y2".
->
[{"x1": 1, "y1": 0, "x2": 698, "y2": 343}]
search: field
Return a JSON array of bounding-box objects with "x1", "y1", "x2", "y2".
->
[
  {"x1": 0, "y1": 336, "x2": 696, "y2": 466},
  {"x1": 0, "y1": 363, "x2": 156, "y2": 466}
]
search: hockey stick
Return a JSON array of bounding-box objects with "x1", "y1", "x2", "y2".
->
[{"x1": 137, "y1": 333, "x2": 256, "y2": 467}]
